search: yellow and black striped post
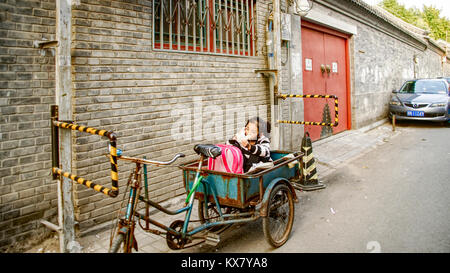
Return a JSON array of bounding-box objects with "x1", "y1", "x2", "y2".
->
[
  {"x1": 295, "y1": 132, "x2": 326, "y2": 191},
  {"x1": 277, "y1": 94, "x2": 339, "y2": 127},
  {"x1": 52, "y1": 120, "x2": 119, "y2": 198}
]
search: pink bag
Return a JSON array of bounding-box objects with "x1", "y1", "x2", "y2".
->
[{"x1": 208, "y1": 144, "x2": 243, "y2": 174}]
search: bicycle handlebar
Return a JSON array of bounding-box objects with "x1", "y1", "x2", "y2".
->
[{"x1": 117, "y1": 153, "x2": 186, "y2": 166}]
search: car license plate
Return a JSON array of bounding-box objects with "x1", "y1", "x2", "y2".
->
[{"x1": 407, "y1": 111, "x2": 424, "y2": 117}]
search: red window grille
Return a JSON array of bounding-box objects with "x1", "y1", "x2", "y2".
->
[{"x1": 153, "y1": 0, "x2": 256, "y2": 56}]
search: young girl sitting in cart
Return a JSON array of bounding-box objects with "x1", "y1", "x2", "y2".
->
[{"x1": 227, "y1": 117, "x2": 273, "y2": 173}]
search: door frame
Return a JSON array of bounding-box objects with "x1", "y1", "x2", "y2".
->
[{"x1": 301, "y1": 20, "x2": 352, "y2": 131}]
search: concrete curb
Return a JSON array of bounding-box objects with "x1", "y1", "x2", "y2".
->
[{"x1": 314, "y1": 119, "x2": 401, "y2": 182}]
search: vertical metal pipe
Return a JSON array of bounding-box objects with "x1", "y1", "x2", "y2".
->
[
  {"x1": 236, "y1": 0, "x2": 240, "y2": 55},
  {"x1": 246, "y1": 0, "x2": 250, "y2": 56},
  {"x1": 241, "y1": 0, "x2": 245, "y2": 55},
  {"x1": 193, "y1": 0, "x2": 197, "y2": 52},
  {"x1": 251, "y1": 0, "x2": 255, "y2": 56},
  {"x1": 231, "y1": 0, "x2": 235, "y2": 54},
  {"x1": 177, "y1": 0, "x2": 181, "y2": 50},
  {"x1": 392, "y1": 115, "x2": 396, "y2": 132},
  {"x1": 207, "y1": 0, "x2": 210, "y2": 52},
  {"x1": 143, "y1": 157, "x2": 150, "y2": 229},
  {"x1": 213, "y1": 0, "x2": 217, "y2": 53},
  {"x1": 272, "y1": 0, "x2": 281, "y2": 149},
  {"x1": 51, "y1": 105, "x2": 59, "y2": 180},
  {"x1": 49, "y1": 106, "x2": 63, "y2": 252},
  {"x1": 225, "y1": 0, "x2": 228, "y2": 54},
  {"x1": 169, "y1": 0, "x2": 173, "y2": 49},
  {"x1": 200, "y1": 0, "x2": 204, "y2": 52},
  {"x1": 218, "y1": 0, "x2": 222, "y2": 53},
  {"x1": 160, "y1": 0, "x2": 164, "y2": 49},
  {"x1": 56, "y1": 171, "x2": 64, "y2": 252},
  {"x1": 185, "y1": 0, "x2": 188, "y2": 50}
]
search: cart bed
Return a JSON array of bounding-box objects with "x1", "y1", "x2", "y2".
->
[{"x1": 179, "y1": 150, "x2": 302, "y2": 209}]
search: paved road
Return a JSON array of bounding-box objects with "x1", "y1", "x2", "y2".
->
[
  {"x1": 29, "y1": 121, "x2": 448, "y2": 254},
  {"x1": 190, "y1": 121, "x2": 450, "y2": 253}
]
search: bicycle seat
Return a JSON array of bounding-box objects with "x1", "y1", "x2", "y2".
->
[{"x1": 194, "y1": 144, "x2": 222, "y2": 159}]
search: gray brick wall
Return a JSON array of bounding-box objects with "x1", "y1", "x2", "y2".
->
[
  {"x1": 1, "y1": 0, "x2": 447, "y2": 252},
  {"x1": 0, "y1": 0, "x2": 57, "y2": 251},
  {"x1": 353, "y1": 28, "x2": 445, "y2": 128},
  {"x1": 70, "y1": 0, "x2": 271, "y2": 232},
  {"x1": 1, "y1": 0, "x2": 272, "y2": 251}
]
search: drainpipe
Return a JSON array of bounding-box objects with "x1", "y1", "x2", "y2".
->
[
  {"x1": 265, "y1": 0, "x2": 282, "y2": 150},
  {"x1": 273, "y1": 0, "x2": 282, "y2": 150}
]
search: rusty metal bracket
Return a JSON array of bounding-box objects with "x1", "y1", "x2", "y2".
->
[
  {"x1": 34, "y1": 40, "x2": 58, "y2": 48},
  {"x1": 51, "y1": 105, "x2": 60, "y2": 180},
  {"x1": 255, "y1": 69, "x2": 279, "y2": 95},
  {"x1": 51, "y1": 106, "x2": 119, "y2": 198}
]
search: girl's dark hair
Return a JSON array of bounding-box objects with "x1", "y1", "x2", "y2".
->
[{"x1": 245, "y1": 116, "x2": 271, "y2": 138}]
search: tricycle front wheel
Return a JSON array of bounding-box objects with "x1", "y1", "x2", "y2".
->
[
  {"x1": 109, "y1": 233, "x2": 124, "y2": 253},
  {"x1": 262, "y1": 183, "x2": 294, "y2": 248}
]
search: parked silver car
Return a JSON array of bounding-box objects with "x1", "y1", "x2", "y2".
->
[{"x1": 389, "y1": 79, "x2": 450, "y2": 123}]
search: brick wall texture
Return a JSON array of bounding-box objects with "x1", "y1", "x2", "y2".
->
[
  {"x1": 0, "y1": 0, "x2": 448, "y2": 252},
  {"x1": 1, "y1": 0, "x2": 57, "y2": 251},
  {"x1": 0, "y1": 0, "x2": 272, "y2": 251},
  {"x1": 70, "y1": 0, "x2": 271, "y2": 232}
]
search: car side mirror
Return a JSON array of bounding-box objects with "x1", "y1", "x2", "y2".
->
[{"x1": 392, "y1": 89, "x2": 398, "y2": 93}]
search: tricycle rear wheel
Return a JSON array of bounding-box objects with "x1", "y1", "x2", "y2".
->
[{"x1": 262, "y1": 183, "x2": 294, "y2": 248}]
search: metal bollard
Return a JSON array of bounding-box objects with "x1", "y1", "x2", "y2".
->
[{"x1": 392, "y1": 115, "x2": 396, "y2": 132}]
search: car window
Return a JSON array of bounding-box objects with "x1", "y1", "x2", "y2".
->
[
  {"x1": 399, "y1": 80, "x2": 447, "y2": 94},
  {"x1": 399, "y1": 81, "x2": 415, "y2": 93},
  {"x1": 445, "y1": 78, "x2": 450, "y2": 94}
]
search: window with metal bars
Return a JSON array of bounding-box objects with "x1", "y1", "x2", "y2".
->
[{"x1": 153, "y1": 0, "x2": 256, "y2": 56}]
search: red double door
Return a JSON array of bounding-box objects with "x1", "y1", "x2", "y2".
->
[{"x1": 301, "y1": 21, "x2": 351, "y2": 141}]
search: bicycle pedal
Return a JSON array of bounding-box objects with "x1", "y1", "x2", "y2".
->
[{"x1": 204, "y1": 232, "x2": 220, "y2": 246}]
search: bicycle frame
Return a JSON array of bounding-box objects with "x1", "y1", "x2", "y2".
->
[
  {"x1": 133, "y1": 155, "x2": 227, "y2": 234},
  {"x1": 113, "y1": 154, "x2": 259, "y2": 252},
  {"x1": 113, "y1": 155, "x2": 205, "y2": 251}
]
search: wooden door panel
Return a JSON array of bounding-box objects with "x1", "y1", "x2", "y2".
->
[
  {"x1": 324, "y1": 33, "x2": 348, "y2": 135},
  {"x1": 301, "y1": 27, "x2": 326, "y2": 141},
  {"x1": 301, "y1": 24, "x2": 349, "y2": 141}
]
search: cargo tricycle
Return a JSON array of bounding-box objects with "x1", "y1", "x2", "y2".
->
[{"x1": 109, "y1": 144, "x2": 302, "y2": 252}]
